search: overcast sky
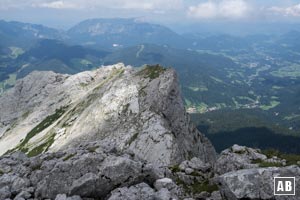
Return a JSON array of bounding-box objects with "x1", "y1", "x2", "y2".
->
[{"x1": 0, "y1": 0, "x2": 300, "y2": 29}]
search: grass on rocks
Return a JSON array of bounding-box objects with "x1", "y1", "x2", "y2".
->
[{"x1": 137, "y1": 65, "x2": 166, "y2": 80}]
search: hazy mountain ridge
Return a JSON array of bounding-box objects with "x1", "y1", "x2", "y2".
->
[
  {"x1": 67, "y1": 18, "x2": 189, "y2": 49},
  {"x1": 15, "y1": 39, "x2": 109, "y2": 78},
  {"x1": 0, "y1": 20, "x2": 65, "y2": 48}
]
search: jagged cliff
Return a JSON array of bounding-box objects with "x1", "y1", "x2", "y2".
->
[
  {"x1": 0, "y1": 63, "x2": 216, "y2": 165},
  {"x1": 0, "y1": 64, "x2": 299, "y2": 200}
]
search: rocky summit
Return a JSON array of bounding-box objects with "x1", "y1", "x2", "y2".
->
[
  {"x1": 0, "y1": 63, "x2": 216, "y2": 165},
  {"x1": 0, "y1": 64, "x2": 300, "y2": 200}
]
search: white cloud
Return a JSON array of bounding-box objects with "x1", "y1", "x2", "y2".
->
[
  {"x1": 219, "y1": 0, "x2": 249, "y2": 18},
  {"x1": 33, "y1": 1, "x2": 79, "y2": 9},
  {"x1": 187, "y1": 0, "x2": 251, "y2": 20},
  {"x1": 1, "y1": 0, "x2": 183, "y2": 11},
  {"x1": 188, "y1": 2, "x2": 217, "y2": 19},
  {"x1": 269, "y1": 4, "x2": 300, "y2": 17},
  {"x1": 0, "y1": 0, "x2": 29, "y2": 10}
]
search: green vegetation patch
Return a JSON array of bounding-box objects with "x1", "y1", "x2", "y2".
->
[
  {"x1": 22, "y1": 111, "x2": 31, "y2": 119},
  {"x1": 122, "y1": 103, "x2": 130, "y2": 114},
  {"x1": 260, "y1": 101, "x2": 280, "y2": 111},
  {"x1": 237, "y1": 96, "x2": 255, "y2": 102},
  {"x1": 137, "y1": 64, "x2": 166, "y2": 80},
  {"x1": 252, "y1": 159, "x2": 283, "y2": 167},
  {"x1": 12, "y1": 106, "x2": 68, "y2": 154},
  {"x1": 93, "y1": 68, "x2": 125, "y2": 92},
  {"x1": 188, "y1": 86, "x2": 208, "y2": 92},
  {"x1": 271, "y1": 64, "x2": 300, "y2": 78},
  {"x1": 190, "y1": 180, "x2": 219, "y2": 194},
  {"x1": 87, "y1": 146, "x2": 99, "y2": 153},
  {"x1": 63, "y1": 153, "x2": 76, "y2": 161},
  {"x1": 197, "y1": 103, "x2": 209, "y2": 113},
  {"x1": 176, "y1": 178, "x2": 218, "y2": 194},
  {"x1": 126, "y1": 132, "x2": 139, "y2": 146},
  {"x1": 9, "y1": 47, "x2": 24, "y2": 59},
  {"x1": 262, "y1": 149, "x2": 300, "y2": 166},
  {"x1": 210, "y1": 76, "x2": 224, "y2": 83},
  {"x1": 71, "y1": 58, "x2": 94, "y2": 71},
  {"x1": 80, "y1": 59, "x2": 92, "y2": 66},
  {"x1": 284, "y1": 114, "x2": 300, "y2": 121},
  {"x1": 139, "y1": 87, "x2": 147, "y2": 97},
  {"x1": 272, "y1": 86, "x2": 283, "y2": 90},
  {"x1": 184, "y1": 98, "x2": 192, "y2": 107},
  {"x1": 27, "y1": 133, "x2": 55, "y2": 157},
  {"x1": 0, "y1": 73, "x2": 17, "y2": 94},
  {"x1": 169, "y1": 164, "x2": 181, "y2": 173}
]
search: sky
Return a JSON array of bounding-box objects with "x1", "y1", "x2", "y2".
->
[{"x1": 0, "y1": 0, "x2": 300, "y2": 29}]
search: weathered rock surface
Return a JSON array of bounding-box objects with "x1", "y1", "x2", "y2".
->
[
  {"x1": 0, "y1": 64, "x2": 216, "y2": 166},
  {"x1": 108, "y1": 183, "x2": 155, "y2": 200},
  {"x1": 217, "y1": 165, "x2": 300, "y2": 200},
  {"x1": 0, "y1": 145, "x2": 165, "y2": 199},
  {"x1": 215, "y1": 144, "x2": 286, "y2": 175},
  {"x1": 0, "y1": 146, "x2": 210, "y2": 200}
]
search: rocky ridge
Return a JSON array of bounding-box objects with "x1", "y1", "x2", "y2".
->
[
  {"x1": 0, "y1": 63, "x2": 216, "y2": 166},
  {"x1": 0, "y1": 64, "x2": 299, "y2": 200},
  {"x1": 1, "y1": 143, "x2": 299, "y2": 200}
]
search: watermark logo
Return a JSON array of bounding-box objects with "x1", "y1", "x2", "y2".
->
[{"x1": 274, "y1": 177, "x2": 295, "y2": 195}]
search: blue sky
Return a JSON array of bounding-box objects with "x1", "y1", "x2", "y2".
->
[{"x1": 0, "y1": 0, "x2": 300, "y2": 28}]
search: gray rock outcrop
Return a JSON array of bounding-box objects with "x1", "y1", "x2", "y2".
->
[
  {"x1": 215, "y1": 144, "x2": 287, "y2": 175},
  {"x1": 0, "y1": 145, "x2": 166, "y2": 199},
  {"x1": 218, "y1": 165, "x2": 300, "y2": 200},
  {"x1": 0, "y1": 64, "x2": 216, "y2": 166}
]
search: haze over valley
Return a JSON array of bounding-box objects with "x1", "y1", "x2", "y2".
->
[{"x1": 1, "y1": 1, "x2": 300, "y2": 199}]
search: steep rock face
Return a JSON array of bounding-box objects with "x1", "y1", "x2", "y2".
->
[{"x1": 0, "y1": 63, "x2": 216, "y2": 166}]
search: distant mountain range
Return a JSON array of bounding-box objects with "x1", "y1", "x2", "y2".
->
[
  {"x1": 16, "y1": 39, "x2": 109, "y2": 78},
  {"x1": 67, "y1": 18, "x2": 190, "y2": 49},
  {"x1": 1, "y1": 18, "x2": 300, "y2": 152},
  {"x1": 0, "y1": 20, "x2": 64, "y2": 48},
  {"x1": 0, "y1": 18, "x2": 190, "y2": 50}
]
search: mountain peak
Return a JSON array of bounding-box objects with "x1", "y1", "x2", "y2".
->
[{"x1": 0, "y1": 63, "x2": 216, "y2": 166}]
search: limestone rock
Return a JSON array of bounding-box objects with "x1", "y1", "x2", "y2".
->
[
  {"x1": 55, "y1": 194, "x2": 82, "y2": 200},
  {"x1": 108, "y1": 183, "x2": 155, "y2": 200},
  {"x1": 154, "y1": 188, "x2": 173, "y2": 200},
  {"x1": 207, "y1": 191, "x2": 222, "y2": 200},
  {"x1": 216, "y1": 144, "x2": 268, "y2": 175},
  {"x1": 0, "y1": 64, "x2": 216, "y2": 166},
  {"x1": 0, "y1": 144, "x2": 173, "y2": 199},
  {"x1": 0, "y1": 186, "x2": 11, "y2": 200},
  {"x1": 217, "y1": 165, "x2": 300, "y2": 200},
  {"x1": 172, "y1": 157, "x2": 214, "y2": 186},
  {"x1": 154, "y1": 178, "x2": 176, "y2": 191}
]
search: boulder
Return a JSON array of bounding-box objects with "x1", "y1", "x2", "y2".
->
[
  {"x1": 108, "y1": 183, "x2": 155, "y2": 200},
  {"x1": 154, "y1": 188, "x2": 173, "y2": 200},
  {"x1": 0, "y1": 186, "x2": 11, "y2": 200},
  {"x1": 154, "y1": 178, "x2": 177, "y2": 191},
  {"x1": 216, "y1": 144, "x2": 269, "y2": 174},
  {"x1": 217, "y1": 165, "x2": 300, "y2": 200}
]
